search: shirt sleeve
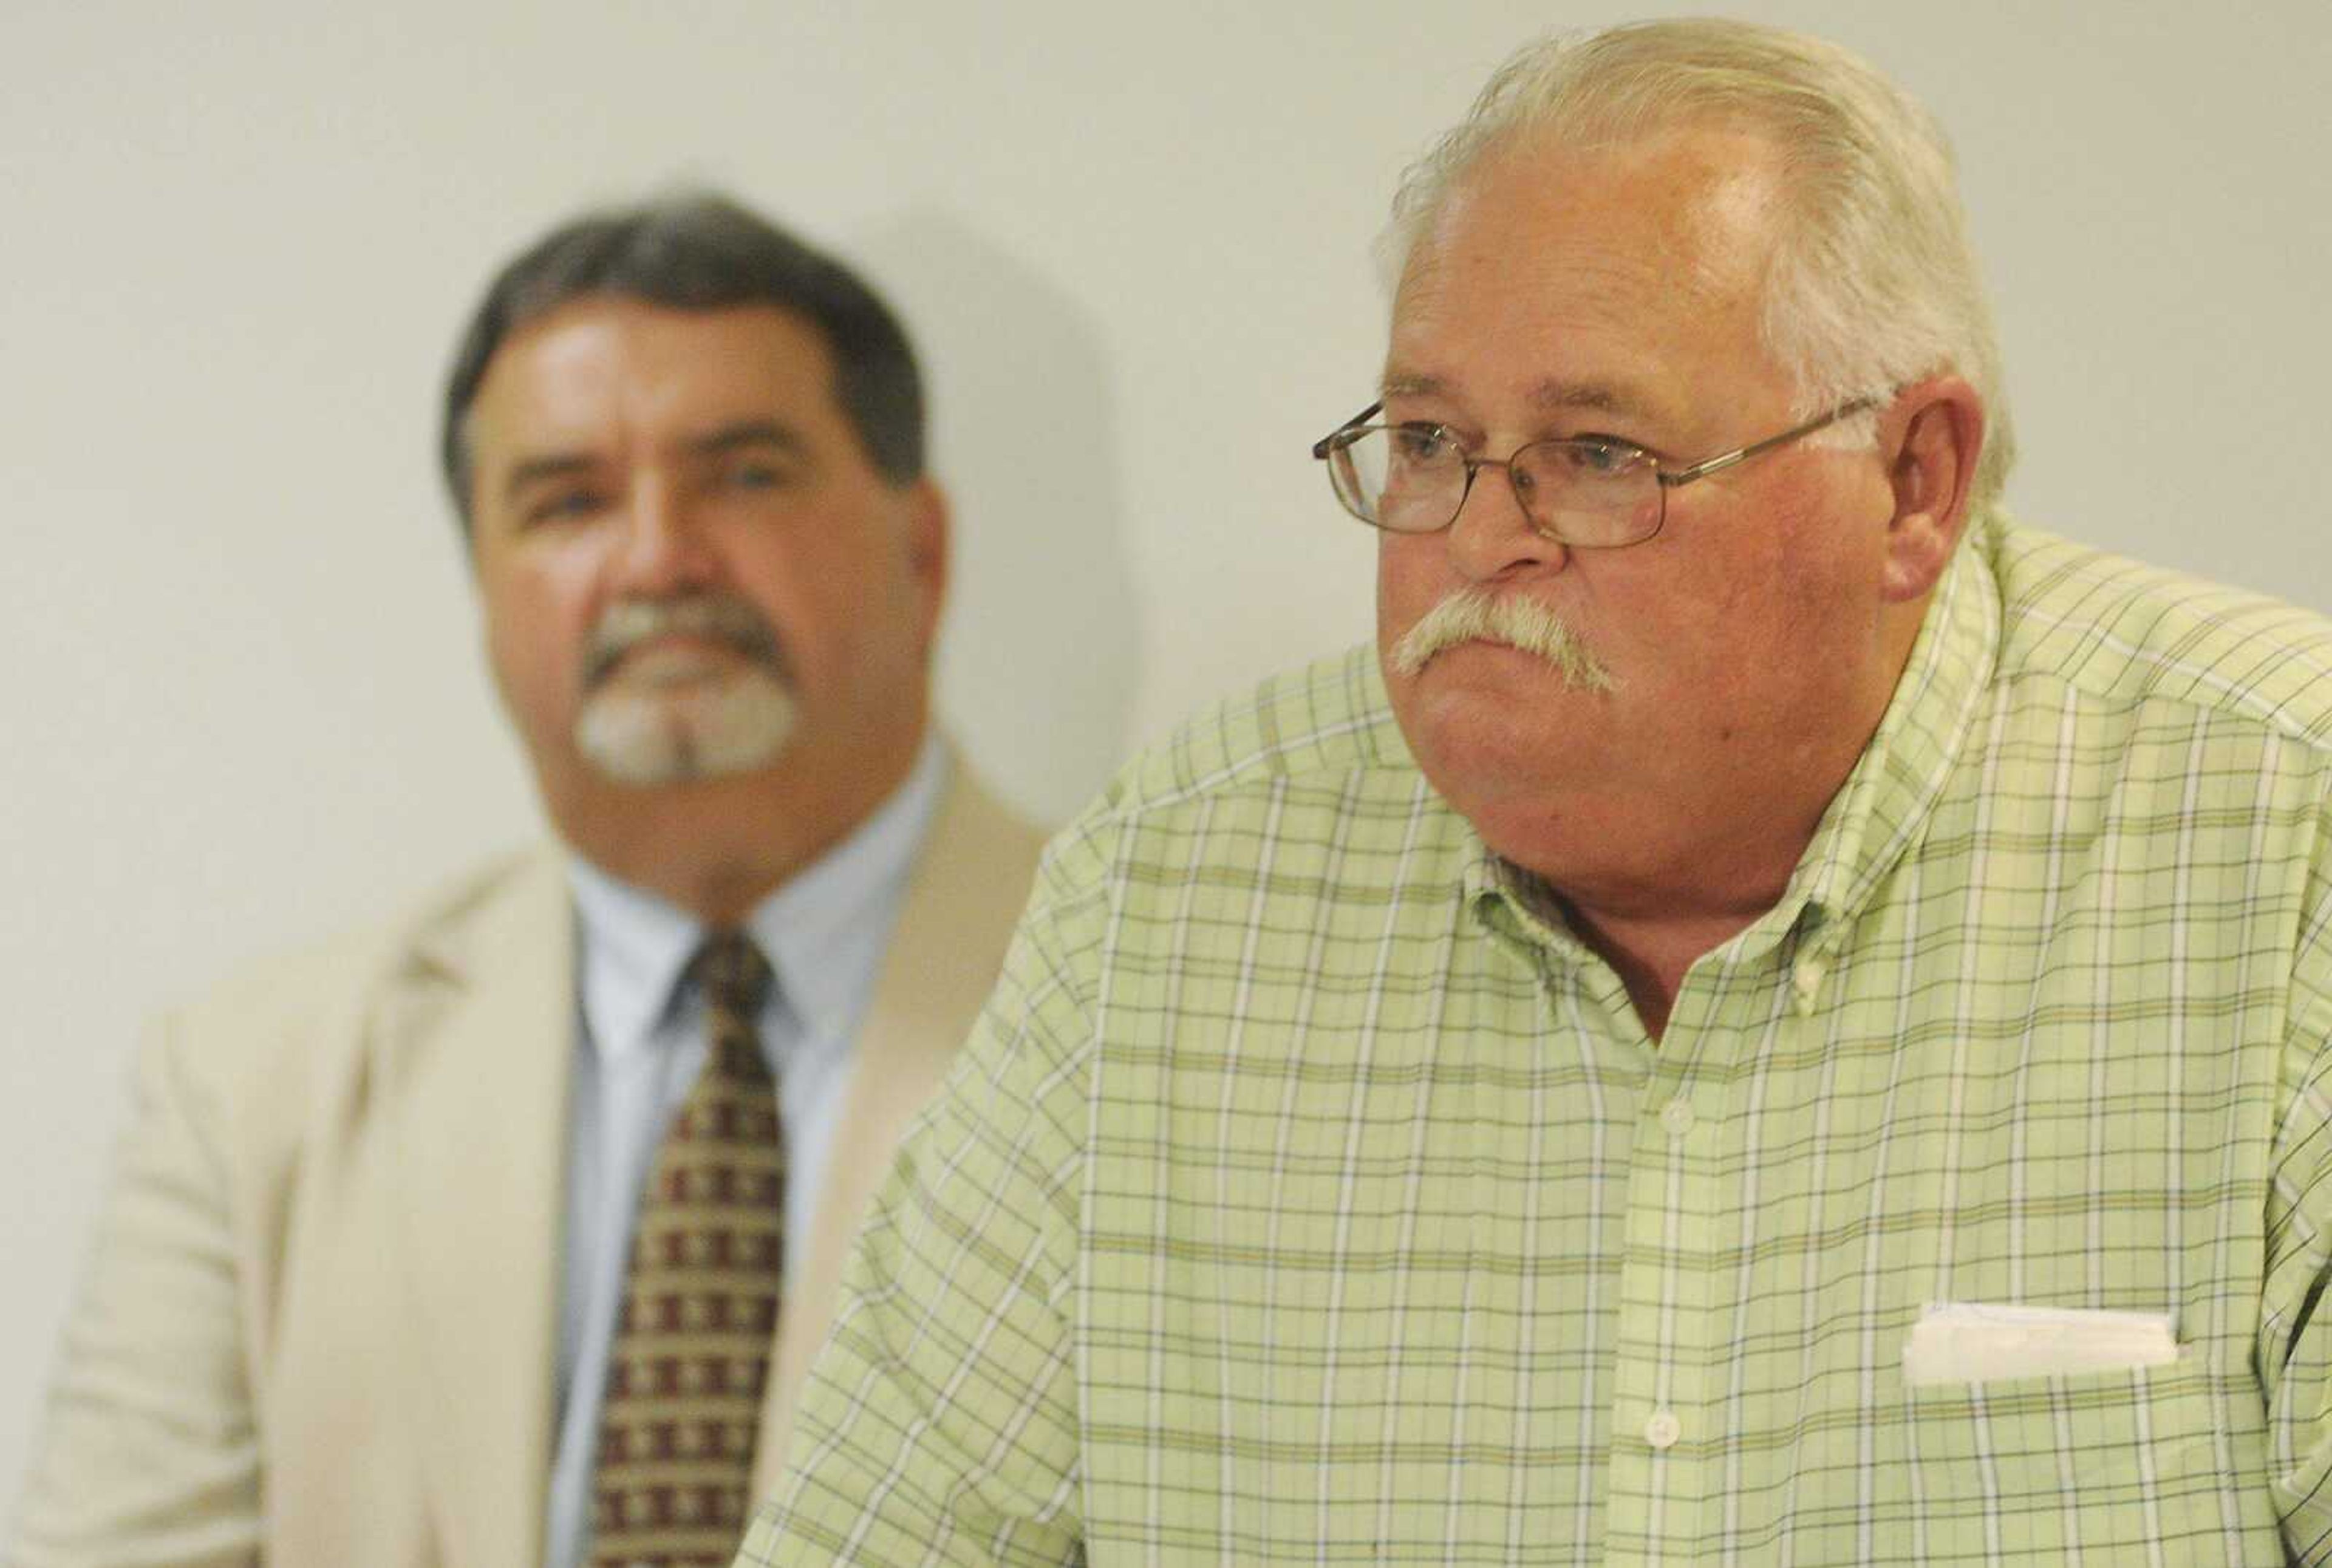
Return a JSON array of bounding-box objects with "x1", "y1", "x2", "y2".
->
[
  {"x1": 2264, "y1": 811, "x2": 2332, "y2": 1563},
  {"x1": 735, "y1": 820, "x2": 1111, "y2": 1567},
  {"x1": 9, "y1": 1014, "x2": 264, "y2": 1568}
]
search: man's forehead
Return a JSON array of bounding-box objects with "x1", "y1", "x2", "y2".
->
[
  {"x1": 1400, "y1": 124, "x2": 1785, "y2": 287},
  {"x1": 1383, "y1": 128, "x2": 1788, "y2": 416},
  {"x1": 471, "y1": 298, "x2": 839, "y2": 457},
  {"x1": 1379, "y1": 367, "x2": 1666, "y2": 423}
]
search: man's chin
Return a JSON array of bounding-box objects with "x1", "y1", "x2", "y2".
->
[{"x1": 574, "y1": 681, "x2": 799, "y2": 788}]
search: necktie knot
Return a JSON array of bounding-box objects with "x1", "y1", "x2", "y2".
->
[{"x1": 689, "y1": 930, "x2": 774, "y2": 1023}]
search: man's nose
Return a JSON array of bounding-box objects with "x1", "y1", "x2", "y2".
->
[
  {"x1": 1445, "y1": 458, "x2": 1567, "y2": 583},
  {"x1": 609, "y1": 474, "x2": 715, "y2": 594}
]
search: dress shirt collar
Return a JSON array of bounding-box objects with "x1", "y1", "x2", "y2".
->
[
  {"x1": 1776, "y1": 508, "x2": 2002, "y2": 947},
  {"x1": 565, "y1": 734, "x2": 950, "y2": 1065}
]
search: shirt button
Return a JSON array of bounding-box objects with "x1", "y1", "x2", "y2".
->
[
  {"x1": 1645, "y1": 1409, "x2": 1682, "y2": 1450},
  {"x1": 1659, "y1": 1100, "x2": 1696, "y2": 1137}
]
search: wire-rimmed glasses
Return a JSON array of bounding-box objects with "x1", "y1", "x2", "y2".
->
[{"x1": 1311, "y1": 396, "x2": 1881, "y2": 548}]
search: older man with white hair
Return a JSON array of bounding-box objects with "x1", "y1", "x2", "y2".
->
[{"x1": 738, "y1": 20, "x2": 2332, "y2": 1564}]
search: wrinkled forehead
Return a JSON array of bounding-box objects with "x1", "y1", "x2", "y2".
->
[
  {"x1": 1384, "y1": 127, "x2": 1795, "y2": 414},
  {"x1": 1396, "y1": 125, "x2": 1790, "y2": 316}
]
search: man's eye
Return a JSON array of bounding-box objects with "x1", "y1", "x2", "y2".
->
[
  {"x1": 1391, "y1": 424, "x2": 1459, "y2": 463},
  {"x1": 723, "y1": 462, "x2": 786, "y2": 491},
  {"x1": 524, "y1": 488, "x2": 607, "y2": 525},
  {"x1": 713, "y1": 454, "x2": 809, "y2": 496},
  {"x1": 1556, "y1": 438, "x2": 1645, "y2": 478}
]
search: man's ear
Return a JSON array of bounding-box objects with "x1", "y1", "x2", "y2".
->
[
  {"x1": 1877, "y1": 375, "x2": 1985, "y2": 604},
  {"x1": 902, "y1": 477, "x2": 950, "y2": 649}
]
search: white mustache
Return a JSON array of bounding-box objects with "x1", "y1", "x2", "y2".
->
[
  {"x1": 581, "y1": 595, "x2": 789, "y2": 689},
  {"x1": 1388, "y1": 587, "x2": 1615, "y2": 690}
]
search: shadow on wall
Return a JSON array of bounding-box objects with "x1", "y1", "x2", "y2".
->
[{"x1": 857, "y1": 210, "x2": 1141, "y2": 828}]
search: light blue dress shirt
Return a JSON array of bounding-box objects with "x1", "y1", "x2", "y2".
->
[{"x1": 540, "y1": 737, "x2": 946, "y2": 1568}]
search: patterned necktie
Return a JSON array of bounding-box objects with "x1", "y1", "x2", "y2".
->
[{"x1": 590, "y1": 930, "x2": 782, "y2": 1567}]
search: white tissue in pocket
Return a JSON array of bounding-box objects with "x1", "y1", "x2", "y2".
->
[{"x1": 1901, "y1": 1301, "x2": 2178, "y2": 1388}]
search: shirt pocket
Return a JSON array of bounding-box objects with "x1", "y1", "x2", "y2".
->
[{"x1": 1889, "y1": 1356, "x2": 2274, "y2": 1559}]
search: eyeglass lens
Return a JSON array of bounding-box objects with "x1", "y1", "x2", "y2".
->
[{"x1": 1330, "y1": 428, "x2": 1662, "y2": 545}]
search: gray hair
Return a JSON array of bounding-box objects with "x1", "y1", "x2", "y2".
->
[{"x1": 1382, "y1": 19, "x2": 2014, "y2": 508}]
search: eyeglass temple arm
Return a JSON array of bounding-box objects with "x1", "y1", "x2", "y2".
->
[
  {"x1": 1656, "y1": 397, "x2": 1881, "y2": 487},
  {"x1": 1311, "y1": 401, "x2": 1386, "y2": 460}
]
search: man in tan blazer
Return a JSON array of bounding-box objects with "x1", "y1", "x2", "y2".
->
[{"x1": 11, "y1": 193, "x2": 1046, "y2": 1568}]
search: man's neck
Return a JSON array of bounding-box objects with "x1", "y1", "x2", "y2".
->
[
  {"x1": 1555, "y1": 891, "x2": 1777, "y2": 1043},
  {"x1": 1502, "y1": 604, "x2": 1935, "y2": 1041},
  {"x1": 1519, "y1": 847, "x2": 1795, "y2": 1042},
  {"x1": 548, "y1": 729, "x2": 928, "y2": 927}
]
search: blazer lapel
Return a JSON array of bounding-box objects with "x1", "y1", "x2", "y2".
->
[
  {"x1": 380, "y1": 850, "x2": 573, "y2": 1568},
  {"x1": 754, "y1": 757, "x2": 1046, "y2": 1490}
]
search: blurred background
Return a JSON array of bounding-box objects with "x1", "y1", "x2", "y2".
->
[{"x1": 5, "y1": 0, "x2": 2328, "y2": 1500}]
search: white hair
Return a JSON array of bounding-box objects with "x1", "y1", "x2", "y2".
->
[{"x1": 1381, "y1": 19, "x2": 2015, "y2": 509}]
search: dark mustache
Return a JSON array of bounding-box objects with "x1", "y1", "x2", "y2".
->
[{"x1": 581, "y1": 596, "x2": 791, "y2": 689}]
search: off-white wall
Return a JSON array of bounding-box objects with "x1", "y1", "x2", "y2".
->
[{"x1": 5, "y1": 0, "x2": 2327, "y2": 1505}]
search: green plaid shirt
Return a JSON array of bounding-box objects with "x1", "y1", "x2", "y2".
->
[{"x1": 741, "y1": 514, "x2": 2332, "y2": 1566}]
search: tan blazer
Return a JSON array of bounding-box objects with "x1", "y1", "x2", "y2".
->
[{"x1": 11, "y1": 763, "x2": 1045, "y2": 1568}]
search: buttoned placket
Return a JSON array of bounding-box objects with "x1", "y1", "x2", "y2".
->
[{"x1": 1482, "y1": 864, "x2": 1838, "y2": 1566}]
